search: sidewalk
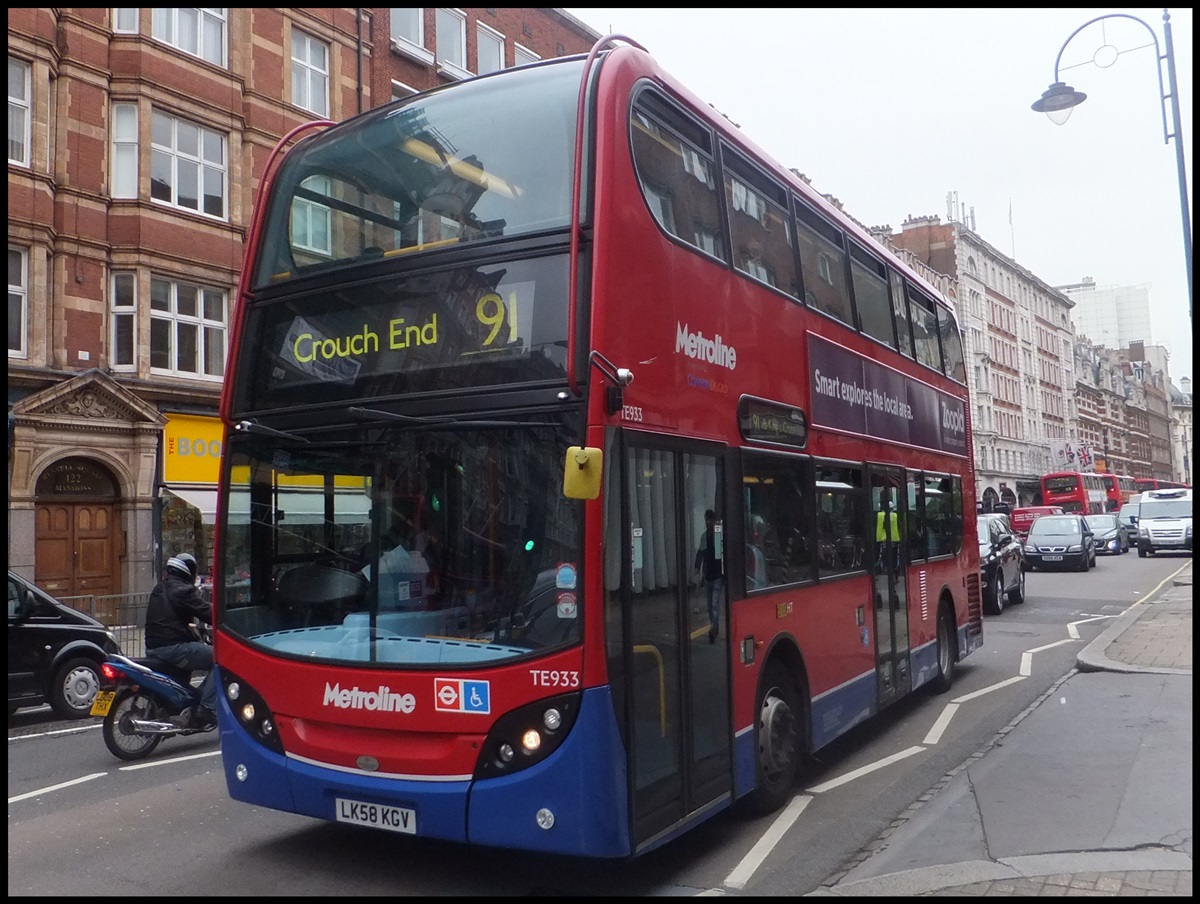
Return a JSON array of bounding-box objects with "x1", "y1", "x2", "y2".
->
[{"x1": 812, "y1": 560, "x2": 1193, "y2": 897}]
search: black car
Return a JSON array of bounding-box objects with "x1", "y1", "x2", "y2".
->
[
  {"x1": 8, "y1": 570, "x2": 122, "y2": 718},
  {"x1": 1085, "y1": 513, "x2": 1129, "y2": 555},
  {"x1": 1023, "y1": 514, "x2": 1096, "y2": 572},
  {"x1": 977, "y1": 514, "x2": 1025, "y2": 615}
]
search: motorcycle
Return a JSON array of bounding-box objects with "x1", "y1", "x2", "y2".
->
[{"x1": 90, "y1": 622, "x2": 216, "y2": 760}]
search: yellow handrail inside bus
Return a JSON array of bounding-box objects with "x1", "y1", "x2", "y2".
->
[{"x1": 632, "y1": 643, "x2": 666, "y2": 738}]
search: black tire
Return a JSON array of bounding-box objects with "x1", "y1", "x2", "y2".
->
[
  {"x1": 102, "y1": 689, "x2": 164, "y2": 760},
  {"x1": 1076, "y1": 552, "x2": 1088, "y2": 572},
  {"x1": 49, "y1": 656, "x2": 104, "y2": 720},
  {"x1": 743, "y1": 660, "x2": 802, "y2": 816},
  {"x1": 985, "y1": 571, "x2": 1004, "y2": 616},
  {"x1": 1138, "y1": 547, "x2": 1147, "y2": 558},
  {"x1": 1007, "y1": 565, "x2": 1025, "y2": 605},
  {"x1": 929, "y1": 605, "x2": 956, "y2": 694}
]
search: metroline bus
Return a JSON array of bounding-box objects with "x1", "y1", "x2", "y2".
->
[
  {"x1": 1133, "y1": 477, "x2": 1190, "y2": 494},
  {"x1": 1041, "y1": 471, "x2": 1108, "y2": 513},
  {"x1": 211, "y1": 36, "x2": 983, "y2": 859},
  {"x1": 1100, "y1": 473, "x2": 1137, "y2": 511}
]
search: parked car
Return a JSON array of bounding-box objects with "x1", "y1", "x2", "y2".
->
[
  {"x1": 7, "y1": 570, "x2": 122, "y2": 718},
  {"x1": 1117, "y1": 502, "x2": 1140, "y2": 547},
  {"x1": 1010, "y1": 505, "x2": 1064, "y2": 540},
  {"x1": 1085, "y1": 513, "x2": 1128, "y2": 555},
  {"x1": 977, "y1": 515, "x2": 1025, "y2": 615},
  {"x1": 1022, "y1": 514, "x2": 1096, "y2": 572},
  {"x1": 1136, "y1": 488, "x2": 1193, "y2": 557}
]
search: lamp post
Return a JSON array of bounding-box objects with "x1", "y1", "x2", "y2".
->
[{"x1": 1031, "y1": 9, "x2": 1192, "y2": 327}]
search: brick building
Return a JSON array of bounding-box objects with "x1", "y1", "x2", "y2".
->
[{"x1": 7, "y1": 8, "x2": 598, "y2": 599}]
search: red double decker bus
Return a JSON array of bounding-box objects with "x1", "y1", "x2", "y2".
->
[
  {"x1": 1099, "y1": 473, "x2": 1137, "y2": 511},
  {"x1": 1041, "y1": 471, "x2": 1108, "y2": 513},
  {"x1": 1133, "y1": 477, "x2": 1189, "y2": 494},
  {"x1": 211, "y1": 37, "x2": 983, "y2": 858}
]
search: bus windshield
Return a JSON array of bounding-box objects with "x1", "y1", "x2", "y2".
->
[
  {"x1": 218, "y1": 417, "x2": 583, "y2": 666},
  {"x1": 251, "y1": 59, "x2": 582, "y2": 288}
]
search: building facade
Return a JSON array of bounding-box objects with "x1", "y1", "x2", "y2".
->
[
  {"x1": 1171, "y1": 378, "x2": 1193, "y2": 485},
  {"x1": 7, "y1": 8, "x2": 598, "y2": 598},
  {"x1": 887, "y1": 216, "x2": 1076, "y2": 509}
]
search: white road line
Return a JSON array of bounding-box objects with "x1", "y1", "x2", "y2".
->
[
  {"x1": 7, "y1": 722, "x2": 101, "y2": 741},
  {"x1": 723, "y1": 794, "x2": 812, "y2": 890},
  {"x1": 922, "y1": 702, "x2": 959, "y2": 746},
  {"x1": 1020, "y1": 638, "x2": 1077, "y2": 675},
  {"x1": 1068, "y1": 615, "x2": 1115, "y2": 639},
  {"x1": 807, "y1": 745, "x2": 925, "y2": 794},
  {"x1": 952, "y1": 674, "x2": 1026, "y2": 703},
  {"x1": 8, "y1": 772, "x2": 107, "y2": 803},
  {"x1": 118, "y1": 748, "x2": 223, "y2": 771}
]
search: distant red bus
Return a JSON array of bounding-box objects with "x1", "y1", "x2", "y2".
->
[
  {"x1": 1041, "y1": 471, "x2": 1108, "y2": 514},
  {"x1": 1099, "y1": 473, "x2": 1137, "y2": 511},
  {"x1": 1133, "y1": 478, "x2": 1189, "y2": 494}
]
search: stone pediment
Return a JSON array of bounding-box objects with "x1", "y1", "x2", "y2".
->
[{"x1": 11, "y1": 369, "x2": 166, "y2": 426}]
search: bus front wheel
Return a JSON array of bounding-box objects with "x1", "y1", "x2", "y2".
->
[{"x1": 744, "y1": 660, "x2": 802, "y2": 816}]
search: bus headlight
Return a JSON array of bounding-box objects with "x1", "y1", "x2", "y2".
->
[
  {"x1": 219, "y1": 668, "x2": 284, "y2": 755},
  {"x1": 474, "y1": 692, "x2": 581, "y2": 779}
]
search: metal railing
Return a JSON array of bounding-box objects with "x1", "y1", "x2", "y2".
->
[{"x1": 59, "y1": 592, "x2": 151, "y2": 658}]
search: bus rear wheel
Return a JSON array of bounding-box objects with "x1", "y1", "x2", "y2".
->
[{"x1": 744, "y1": 660, "x2": 802, "y2": 816}]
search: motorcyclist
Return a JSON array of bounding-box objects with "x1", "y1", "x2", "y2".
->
[{"x1": 144, "y1": 552, "x2": 217, "y2": 729}]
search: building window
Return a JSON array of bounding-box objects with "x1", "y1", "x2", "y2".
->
[
  {"x1": 150, "y1": 276, "x2": 227, "y2": 378},
  {"x1": 111, "y1": 272, "x2": 137, "y2": 369},
  {"x1": 391, "y1": 7, "x2": 423, "y2": 46},
  {"x1": 514, "y1": 43, "x2": 540, "y2": 67},
  {"x1": 150, "y1": 109, "x2": 227, "y2": 218},
  {"x1": 291, "y1": 175, "x2": 332, "y2": 255},
  {"x1": 111, "y1": 103, "x2": 138, "y2": 198},
  {"x1": 436, "y1": 8, "x2": 468, "y2": 77},
  {"x1": 477, "y1": 23, "x2": 504, "y2": 74},
  {"x1": 8, "y1": 245, "x2": 28, "y2": 358},
  {"x1": 291, "y1": 29, "x2": 329, "y2": 117},
  {"x1": 8, "y1": 57, "x2": 31, "y2": 167},
  {"x1": 151, "y1": 8, "x2": 227, "y2": 67},
  {"x1": 113, "y1": 8, "x2": 139, "y2": 33}
]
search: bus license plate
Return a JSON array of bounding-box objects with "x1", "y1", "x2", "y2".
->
[
  {"x1": 90, "y1": 691, "x2": 115, "y2": 717},
  {"x1": 1043, "y1": 555, "x2": 1063, "y2": 561},
  {"x1": 335, "y1": 798, "x2": 416, "y2": 834}
]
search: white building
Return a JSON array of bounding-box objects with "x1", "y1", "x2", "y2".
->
[{"x1": 1058, "y1": 278, "x2": 1153, "y2": 351}]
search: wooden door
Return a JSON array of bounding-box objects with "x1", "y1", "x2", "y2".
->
[{"x1": 35, "y1": 503, "x2": 116, "y2": 614}]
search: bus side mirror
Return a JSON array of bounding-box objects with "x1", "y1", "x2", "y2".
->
[{"x1": 563, "y1": 446, "x2": 603, "y2": 500}]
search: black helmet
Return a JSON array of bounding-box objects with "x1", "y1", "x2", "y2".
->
[{"x1": 166, "y1": 553, "x2": 198, "y2": 583}]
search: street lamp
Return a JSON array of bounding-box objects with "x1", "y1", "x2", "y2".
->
[{"x1": 1031, "y1": 9, "x2": 1192, "y2": 326}]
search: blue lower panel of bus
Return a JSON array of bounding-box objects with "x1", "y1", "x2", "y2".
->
[{"x1": 218, "y1": 684, "x2": 633, "y2": 857}]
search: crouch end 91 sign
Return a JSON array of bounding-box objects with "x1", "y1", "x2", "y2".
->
[{"x1": 808, "y1": 333, "x2": 968, "y2": 456}]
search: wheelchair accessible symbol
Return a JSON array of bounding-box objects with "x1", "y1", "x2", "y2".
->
[{"x1": 434, "y1": 678, "x2": 491, "y2": 714}]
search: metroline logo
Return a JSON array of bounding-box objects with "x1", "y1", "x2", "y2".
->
[
  {"x1": 676, "y1": 322, "x2": 737, "y2": 371},
  {"x1": 322, "y1": 682, "x2": 416, "y2": 713}
]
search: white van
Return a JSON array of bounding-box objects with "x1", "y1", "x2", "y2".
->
[{"x1": 1135, "y1": 488, "x2": 1192, "y2": 557}]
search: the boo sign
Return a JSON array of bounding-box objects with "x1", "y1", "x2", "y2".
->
[{"x1": 163, "y1": 414, "x2": 224, "y2": 484}]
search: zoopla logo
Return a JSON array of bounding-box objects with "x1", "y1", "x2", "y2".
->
[{"x1": 941, "y1": 402, "x2": 965, "y2": 435}]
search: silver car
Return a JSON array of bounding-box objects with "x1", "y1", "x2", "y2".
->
[{"x1": 1085, "y1": 513, "x2": 1128, "y2": 555}]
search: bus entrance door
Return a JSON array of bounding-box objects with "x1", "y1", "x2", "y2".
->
[
  {"x1": 869, "y1": 466, "x2": 912, "y2": 704},
  {"x1": 617, "y1": 441, "x2": 733, "y2": 850}
]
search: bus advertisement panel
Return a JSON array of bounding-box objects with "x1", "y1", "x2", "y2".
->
[
  {"x1": 211, "y1": 38, "x2": 983, "y2": 859},
  {"x1": 1041, "y1": 471, "x2": 1108, "y2": 514}
]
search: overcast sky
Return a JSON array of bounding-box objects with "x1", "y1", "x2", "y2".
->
[{"x1": 564, "y1": 8, "x2": 1193, "y2": 382}]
